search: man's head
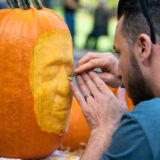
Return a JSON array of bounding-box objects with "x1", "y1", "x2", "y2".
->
[
  {"x1": 114, "y1": 0, "x2": 160, "y2": 105},
  {"x1": 118, "y1": 0, "x2": 160, "y2": 46}
]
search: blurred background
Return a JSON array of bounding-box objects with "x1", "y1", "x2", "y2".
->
[
  {"x1": 47, "y1": 0, "x2": 119, "y2": 79},
  {"x1": 42, "y1": 0, "x2": 119, "y2": 52},
  {"x1": 0, "y1": 0, "x2": 119, "y2": 81}
]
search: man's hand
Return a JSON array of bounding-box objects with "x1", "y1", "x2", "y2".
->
[
  {"x1": 74, "y1": 52, "x2": 120, "y2": 88},
  {"x1": 70, "y1": 71, "x2": 127, "y2": 132},
  {"x1": 70, "y1": 71, "x2": 128, "y2": 160}
]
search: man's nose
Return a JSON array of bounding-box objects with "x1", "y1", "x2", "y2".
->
[{"x1": 56, "y1": 66, "x2": 70, "y2": 96}]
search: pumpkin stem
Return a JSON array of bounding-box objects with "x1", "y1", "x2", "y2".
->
[
  {"x1": 17, "y1": 0, "x2": 30, "y2": 9},
  {"x1": 7, "y1": 0, "x2": 44, "y2": 10},
  {"x1": 7, "y1": 0, "x2": 19, "y2": 8},
  {"x1": 30, "y1": 0, "x2": 43, "y2": 9}
]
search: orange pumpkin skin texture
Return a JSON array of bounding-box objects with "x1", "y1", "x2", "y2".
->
[
  {"x1": 0, "y1": 3, "x2": 73, "y2": 159},
  {"x1": 62, "y1": 89, "x2": 134, "y2": 151}
]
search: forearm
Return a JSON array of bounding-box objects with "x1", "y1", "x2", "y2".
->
[{"x1": 80, "y1": 125, "x2": 117, "y2": 160}]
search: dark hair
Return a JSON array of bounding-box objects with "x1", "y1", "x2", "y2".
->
[{"x1": 117, "y1": 0, "x2": 160, "y2": 45}]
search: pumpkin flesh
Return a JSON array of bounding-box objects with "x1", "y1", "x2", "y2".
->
[{"x1": 30, "y1": 31, "x2": 73, "y2": 135}]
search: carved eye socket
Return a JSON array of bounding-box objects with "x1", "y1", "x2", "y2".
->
[{"x1": 42, "y1": 65, "x2": 60, "y2": 82}]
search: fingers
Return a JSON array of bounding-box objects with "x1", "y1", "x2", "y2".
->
[
  {"x1": 74, "y1": 53, "x2": 108, "y2": 74},
  {"x1": 76, "y1": 76, "x2": 94, "y2": 103},
  {"x1": 77, "y1": 52, "x2": 103, "y2": 66},
  {"x1": 75, "y1": 58, "x2": 102, "y2": 74},
  {"x1": 74, "y1": 60, "x2": 96, "y2": 74},
  {"x1": 96, "y1": 72, "x2": 121, "y2": 88},
  {"x1": 70, "y1": 72, "x2": 126, "y2": 131},
  {"x1": 82, "y1": 73, "x2": 101, "y2": 99},
  {"x1": 89, "y1": 71, "x2": 114, "y2": 96},
  {"x1": 70, "y1": 79, "x2": 96, "y2": 123},
  {"x1": 70, "y1": 81, "x2": 87, "y2": 108}
]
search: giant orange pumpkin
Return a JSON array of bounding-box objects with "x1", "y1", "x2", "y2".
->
[
  {"x1": 62, "y1": 88, "x2": 134, "y2": 151},
  {"x1": 0, "y1": 0, "x2": 73, "y2": 159}
]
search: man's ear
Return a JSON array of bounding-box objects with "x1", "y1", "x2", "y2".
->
[{"x1": 135, "y1": 34, "x2": 152, "y2": 62}]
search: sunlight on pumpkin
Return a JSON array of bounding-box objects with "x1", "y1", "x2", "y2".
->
[{"x1": 30, "y1": 31, "x2": 73, "y2": 136}]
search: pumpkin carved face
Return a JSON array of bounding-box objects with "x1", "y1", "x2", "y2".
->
[
  {"x1": 0, "y1": 0, "x2": 73, "y2": 159},
  {"x1": 30, "y1": 31, "x2": 73, "y2": 135}
]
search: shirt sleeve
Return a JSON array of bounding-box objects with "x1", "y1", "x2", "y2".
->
[{"x1": 100, "y1": 114, "x2": 153, "y2": 160}]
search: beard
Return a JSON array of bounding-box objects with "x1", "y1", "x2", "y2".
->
[{"x1": 126, "y1": 53, "x2": 154, "y2": 105}]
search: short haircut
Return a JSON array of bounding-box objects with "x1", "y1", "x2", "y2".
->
[{"x1": 118, "y1": 0, "x2": 160, "y2": 45}]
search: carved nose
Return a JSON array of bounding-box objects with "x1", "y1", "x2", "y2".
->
[{"x1": 56, "y1": 66, "x2": 70, "y2": 96}]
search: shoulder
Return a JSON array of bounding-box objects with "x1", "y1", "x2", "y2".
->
[
  {"x1": 125, "y1": 98, "x2": 160, "y2": 128},
  {"x1": 125, "y1": 98, "x2": 160, "y2": 140},
  {"x1": 125, "y1": 98, "x2": 160, "y2": 158},
  {"x1": 101, "y1": 114, "x2": 153, "y2": 160},
  {"x1": 101, "y1": 98, "x2": 160, "y2": 160},
  {"x1": 129, "y1": 98, "x2": 160, "y2": 115}
]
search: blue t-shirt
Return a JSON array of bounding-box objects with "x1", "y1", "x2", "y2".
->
[{"x1": 100, "y1": 98, "x2": 160, "y2": 160}]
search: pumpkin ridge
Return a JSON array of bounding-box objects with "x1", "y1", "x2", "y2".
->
[
  {"x1": 0, "y1": 10, "x2": 20, "y2": 153},
  {"x1": 0, "y1": 10, "x2": 9, "y2": 21},
  {"x1": 45, "y1": 8, "x2": 69, "y2": 27},
  {"x1": 0, "y1": 10, "x2": 15, "y2": 35},
  {"x1": 38, "y1": 9, "x2": 68, "y2": 31}
]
